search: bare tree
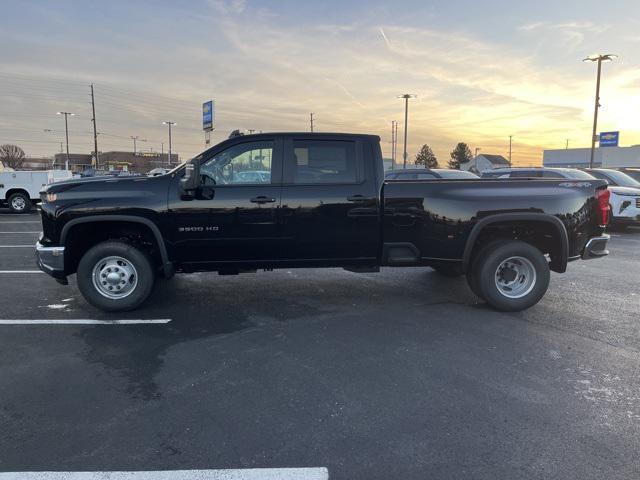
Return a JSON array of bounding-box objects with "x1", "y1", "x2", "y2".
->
[{"x1": 0, "y1": 144, "x2": 26, "y2": 169}]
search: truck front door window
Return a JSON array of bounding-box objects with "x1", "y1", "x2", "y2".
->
[{"x1": 201, "y1": 141, "x2": 274, "y2": 185}]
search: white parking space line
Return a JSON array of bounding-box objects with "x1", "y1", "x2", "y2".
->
[
  {"x1": 0, "y1": 245, "x2": 33, "y2": 248},
  {"x1": 0, "y1": 231, "x2": 40, "y2": 234},
  {"x1": 0, "y1": 270, "x2": 43, "y2": 274},
  {"x1": 0, "y1": 319, "x2": 172, "y2": 325},
  {"x1": 0, "y1": 469, "x2": 329, "y2": 480}
]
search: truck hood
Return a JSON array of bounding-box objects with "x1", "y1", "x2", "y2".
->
[{"x1": 43, "y1": 174, "x2": 167, "y2": 194}]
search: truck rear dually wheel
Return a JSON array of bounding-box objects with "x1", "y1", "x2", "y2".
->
[
  {"x1": 471, "y1": 240, "x2": 549, "y2": 312},
  {"x1": 8, "y1": 192, "x2": 31, "y2": 213},
  {"x1": 77, "y1": 241, "x2": 155, "y2": 312}
]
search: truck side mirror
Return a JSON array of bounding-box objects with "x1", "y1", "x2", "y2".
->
[{"x1": 180, "y1": 160, "x2": 201, "y2": 196}]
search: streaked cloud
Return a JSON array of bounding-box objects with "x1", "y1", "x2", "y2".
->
[{"x1": 1, "y1": 0, "x2": 639, "y2": 166}]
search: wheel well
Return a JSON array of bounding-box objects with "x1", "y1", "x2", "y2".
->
[
  {"x1": 5, "y1": 188, "x2": 30, "y2": 201},
  {"x1": 466, "y1": 220, "x2": 566, "y2": 273},
  {"x1": 64, "y1": 221, "x2": 163, "y2": 275}
]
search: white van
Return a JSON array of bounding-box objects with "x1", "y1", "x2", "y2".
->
[{"x1": 0, "y1": 170, "x2": 73, "y2": 213}]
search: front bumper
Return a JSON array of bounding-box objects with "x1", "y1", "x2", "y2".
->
[
  {"x1": 582, "y1": 235, "x2": 610, "y2": 260},
  {"x1": 35, "y1": 241, "x2": 68, "y2": 283}
]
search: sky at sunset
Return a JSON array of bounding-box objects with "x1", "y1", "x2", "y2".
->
[{"x1": 2, "y1": 0, "x2": 640, "y2": 166}]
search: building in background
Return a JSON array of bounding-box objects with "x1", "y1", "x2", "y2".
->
[
  {"x1": 543, "y1": 145, "x2": 640, "y2": 168},
  {"x1": 52, "y1": 151, "x2": 180, "y2": 173},
  {"x1": 12, "y1": 157, "x2": 52, "y2": 170},
  {"x1": 461, "y1": 154, "x2": 510, "y2": 174}
]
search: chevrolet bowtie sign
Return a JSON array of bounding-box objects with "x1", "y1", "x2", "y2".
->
[{"x1": 599, "y1": 131, "x2": 619, "y2": 147}]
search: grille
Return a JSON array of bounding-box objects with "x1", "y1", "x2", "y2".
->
[{"x1": 636, "y1": 197, "x2": 640, "y2": 209}]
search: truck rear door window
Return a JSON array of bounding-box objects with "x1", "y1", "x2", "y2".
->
[{"x1": 291, "y1": 140, "x2": 358, "y2": 184}]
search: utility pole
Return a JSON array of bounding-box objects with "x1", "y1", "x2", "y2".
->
[
  {"x1": 310, "y1": 113, "x2": 314, "y2": 132},
  {"x1": 90, "y1": 84, "x2": 99, "y2": 168},
  {"x1": 508, "y1": 135, "x2": 513, "y2": 165},
  {"x1": 163, "y1": 121, "x2": 176, "y2": 167},
  {"x1": 475, "y1": 147, "x2": 481, "y2": 157},
  {"x1": 130, "y1": 136, "x2": 146, "y2": 155},
  {"x1": 57, "y1": 111, "x2": 74, "y2": 170},
  {"x1": 566, "y1": 139, "x2": 569, "y2": 150},
  {"x1": 397, "y1": 94, "x2": 416, "y2": 169},
  {"x1": 583, "y1": 54, "x2": 617, "y2": 168}
]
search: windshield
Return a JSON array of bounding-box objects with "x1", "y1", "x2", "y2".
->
[{"x1": 594, "y1": 169, "x2": 640, "y2": 187}]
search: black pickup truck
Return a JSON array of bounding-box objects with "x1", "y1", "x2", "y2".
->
[{"x1": 36, "y1": 133, "x2": 611, "y2": 312}]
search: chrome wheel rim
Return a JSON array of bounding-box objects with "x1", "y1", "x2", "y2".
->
[
  {"x1": 11, "y1": 196, "x2": 26, "y2": 211},
  {"x1": 494, "y1": 256, "x2": 536, "y2": 299},
  {"x1": 92, "y1": 256, "x2": 138, "y2": 299}
]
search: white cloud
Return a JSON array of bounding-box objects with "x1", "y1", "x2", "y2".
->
[{"x1": 1, "y1": 4, "x2": 639, "y2": 165}]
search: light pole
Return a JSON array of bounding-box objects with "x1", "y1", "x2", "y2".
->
[
  {"x1": 397, "y1": 94, "x2": 416, "y2": 169},
  {"x1": 583, "y1": 54, "x2": 617, "y2": 168},
  {"x1": 56, "y1": 112, "x2": 74, "y2": 170},
  {"x1": 475, "y1": 147, "x2": 481, "y2": 157},
  {"x1": 391, "y1": 120, "x2": 396, "y2": 169},
  {"x1": 163, "y1": 121, "x2": 176, "y2": 166},
  {"x1": 44, "y1": 129, "x2": 58, "y2": 167},
  {"x1": 508, "y1": 135, "x2": 513, "y2": 165}
]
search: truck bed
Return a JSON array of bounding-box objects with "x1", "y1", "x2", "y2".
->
[{"x1": 381, "y1": 178, "x2": 607, "y2": 269}]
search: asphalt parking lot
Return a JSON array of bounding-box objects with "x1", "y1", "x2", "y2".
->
[{"x1": 0, "y1": 209, "x2": 639, "y2": 479}]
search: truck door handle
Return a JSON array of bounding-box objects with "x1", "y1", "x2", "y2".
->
[
  {"x1": 347, "y1": 195, "x2": 372, "y2": 202},
  {"x1": 250, "y1": 196, "x2": 276, "y2": 204}
]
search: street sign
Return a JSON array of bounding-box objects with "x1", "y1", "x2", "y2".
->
[
  {"x1": 599, "y1": 131, "x2": 619, "y2": 147},
  {"x1": 202, "y1": 100, "x2": 214, "y2": 132}
]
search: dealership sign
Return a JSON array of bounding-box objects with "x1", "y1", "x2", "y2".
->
[
  {"x1": 599, "y1": 131, "x2": 619, "y2": 147},
  {"x1": 202, "y1": 100, "x2": 214, "y2": 132}
]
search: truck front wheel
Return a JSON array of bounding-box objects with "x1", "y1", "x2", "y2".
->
[
  {"x1": 77, "y1": 241, "x2": 155, "y2": 312},
  {"x1": 8, "y1": 192, "x2": 32, "y2": 213},
  {"x1": 471, "y1": 240, "x2": 550, "y2": 312}
]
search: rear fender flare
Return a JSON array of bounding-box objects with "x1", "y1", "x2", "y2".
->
[{"x1": 462, "y1": 213, "x2": 569, "y2": 273}]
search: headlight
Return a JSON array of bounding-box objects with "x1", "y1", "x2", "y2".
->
[{"x1": 46, "y1": 193, "x2": 57, "y2": 202}]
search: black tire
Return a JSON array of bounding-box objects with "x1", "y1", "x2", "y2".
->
[
  {"x1": 466, "y1": 268, "x2": 484, "y2": 300},
  {"x1": 432, "y1": 264, "x2": 464, "y2": 277},
  {"x1": 465, "y1": 240, "x2": 501, "y2": 301},
  {"x1": 77, "y1": 241, "x2": 155, "y2": 312},
  {"x1": 471, "y1": 240, "x2": 550, "y2": 312},
  {"x1": 8, "y1": 192, "x2": 32, "y2": 213}
]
